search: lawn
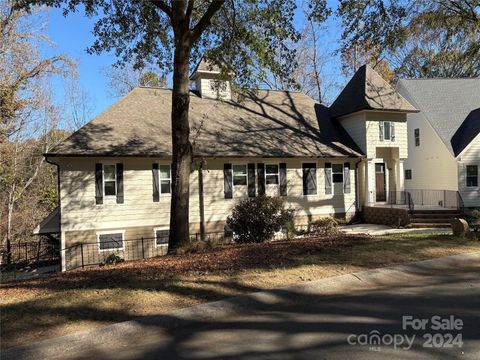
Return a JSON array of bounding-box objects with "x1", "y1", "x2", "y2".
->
[{"x1": 1, "y1": 232, "x2": 479, "y2": 349}]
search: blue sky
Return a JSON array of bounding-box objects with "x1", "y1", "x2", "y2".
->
[{"x1": 43, "y1": 0, "x2": 344, "y2": 122}]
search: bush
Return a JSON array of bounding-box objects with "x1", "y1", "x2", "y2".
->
[
  {"x1": 466, "y1": 209, "x2": 480, "y2": 233},
  {"x1": 100, "y1": 254, "x2": 125, "y2": 266},
  {"x1": 226, "y1": 195, "x2": 295, "y2": 243},
  {"x1": 310, "y1": 217, "x2": 339, "y2": 236}
]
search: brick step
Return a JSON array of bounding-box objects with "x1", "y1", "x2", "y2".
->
[
  {"x1": 411, "y1": 218, "x2": 456, "y2": 223},
  {"x1": 412, "y1": 210, "x2": 460, "y2": 215},
  {"x1": 410, "y1": 223, "x2": 452, "y2": 228},
  {"x1": 412, "y1": 213, "x2": 461, "y2": 219}
]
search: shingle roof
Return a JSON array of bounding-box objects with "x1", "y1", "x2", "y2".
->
[
  {"x1": 330, "y1": 65, "x2": 417, "y2": 118},
  {"x1": 48, "y1": 88, "x2": 363, "y2": 158},
  {"x1": 398, "y1": 78, "x2": 480, "y2": 156}
]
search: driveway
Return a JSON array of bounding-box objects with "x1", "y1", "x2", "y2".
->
[{"x1": 4, "y1": 253, "x2": 479, "y2": 360}]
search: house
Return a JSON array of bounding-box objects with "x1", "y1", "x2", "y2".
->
[
  {"x1": 398, "y1": 79, "x2": 480, "y2": 208},
  {"x1": 35, "y1": 60, "x2": 420, "y2": 271}
]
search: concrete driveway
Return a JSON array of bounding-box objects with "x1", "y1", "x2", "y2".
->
[{"x1": 4, "y1": 253, "x2": 480, "y2": 360}]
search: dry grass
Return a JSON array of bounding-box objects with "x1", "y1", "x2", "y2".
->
[{"x1": 1, "y1": 232, "x2": 479, "y2": 349}]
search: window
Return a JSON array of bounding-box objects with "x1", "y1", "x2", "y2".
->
[
  {"x1": 160, "y1": 165, "x2": 171, "y2": 194},
  {"x1": 302, "y1": 163, "x2": 317, "y2": 195},
  {"x1": 467, "y1": 165, "x2": 478, "y2": 187},
  {"x1": 265, "y1": 164, "x2": 279, "y2": 185},
  {"x1": 379, "y1": 121, "x2": 395, "y2": 141},
  {"x1": 154, "y1": 229, "x2": 169, "y2": 247},
  {"x1": 97, "y1": 231, "x2": 124, "y2": 251},
  {"x1": 103, "y1": 164, "x2": 116, "y2": 196},
  {"x1": 332, "y1": 164, "x2": 344, "y2": 183},
  {"x1": 209, "y1": 79, "x2": 227, "y2": 92},
  {"x1": 405, "y1": 169, "x2": 412, "y2": 180},
  {"x1": 233, "y1": 164, "x2": 247, "y2": 186},
  {"x1": 414, "y1": 128, "x2": 420, "y2": 146}
]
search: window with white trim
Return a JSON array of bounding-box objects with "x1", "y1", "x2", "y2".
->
[
  {"x1": 160, "y1": 165, "x2": 171, "y2": 194},
  {"x1": 265, "y1": 164, "x2": 279, "y2": 185},
  {"x1": 467, "y1": 165, "x2": 478, "y2": 187},
  {"x1": 380, "y1": 121, "x2": 395, "y2": 141},
  {"x1": 103, "y1": 164, "x2": 117, "y2": 196},
  {"x1": 97, "y1": 231, "x2": 124, "y2": 251},
  {"x1": 154, "y1": 229, "x2": 169, "y2": 247},
  {"x1": 332, "y1": 164, "x2": 344, "y2": 183},
  {"x1": 233, "y1": 164, "x2": 247, "y2": 186}
]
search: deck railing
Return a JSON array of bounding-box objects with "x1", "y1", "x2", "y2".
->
[
  {"x1": 385, "y1": 191, "x2": 415, "y2": 213},
  {"x1": 406, "y1": 189, "x2": 464, "y2": 212}
]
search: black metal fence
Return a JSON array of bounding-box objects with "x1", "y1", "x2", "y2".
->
[
  {"x1": 407, "y1": 190, "x2": 464, "y2": 211},
  {"x1": 384, "y1": 191, "x2": 415, "y2": 212},
  {"x1": 0, "y1": 240, "x2": 60, "y2": 270},
  {"x1": 64, "y1": 226, "x2": 316, "y2": 271}
]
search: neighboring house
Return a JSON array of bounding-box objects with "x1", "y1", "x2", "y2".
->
[
  {"x1": 35, "y1": 60, "x2": 418, "y2": 270},
  {"x1": 398, "y1": 79, "x2": 480, "y2": 208}
]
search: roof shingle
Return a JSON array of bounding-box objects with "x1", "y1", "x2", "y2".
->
[
  {"x1": 49, "y1": 88, "x2": 363, "y2": 158},
  {"x1": 330, "y1": 65, "x2": 417, "y2": 118}
]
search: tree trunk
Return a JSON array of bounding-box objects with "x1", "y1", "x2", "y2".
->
[{"x1": 168, "y1": 37, "x2": 192, "y2": 251}]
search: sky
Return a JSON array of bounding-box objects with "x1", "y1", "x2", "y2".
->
[{"x1": 41, "y1": 0, "x2": 345, "y2": 123}]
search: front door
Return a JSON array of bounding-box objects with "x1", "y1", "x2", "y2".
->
[{"x1": 375, "y1": 163, "x2": 386, "y2": 202}]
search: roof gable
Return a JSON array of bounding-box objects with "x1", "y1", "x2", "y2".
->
[
  {"x1": 49, "y1": 88, "x2": 363, "y2": 158},
  {"x1": 398, "y1": 78, "x2": 480, "y2": 156},
  {"x1": 330, "y1": 65, "x2": 417, "y2": 118}
]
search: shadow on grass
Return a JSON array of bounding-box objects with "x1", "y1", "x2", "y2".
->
[
  {"x1": 3, "y1": 261, "x2": 480, "y2": 359},
  {"x1": 1, "y1": 233, "x2": 479, "y2": 352}
]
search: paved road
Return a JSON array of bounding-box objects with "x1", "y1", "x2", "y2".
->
[{"x1": 5, "y1": 254, "x2": 480, "y2": 360}]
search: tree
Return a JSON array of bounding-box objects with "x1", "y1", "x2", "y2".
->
[
  {"x1": 18, "y1": 0, "x2": 329, "y2": 249},
  {"x1": 105, "y1": 63, "x2": 167, "y2": 98},
  {"x1": 0, "y1": 2, "x2": 70, "y2": 261},
  {"x1": 337, "y1": 0, "x2": 480, "y2": 78}
]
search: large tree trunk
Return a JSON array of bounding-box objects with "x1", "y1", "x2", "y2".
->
[{"x1": 168, "y1": 36, "x2": 192, "y2": 251}]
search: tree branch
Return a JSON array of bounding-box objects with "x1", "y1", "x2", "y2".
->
[
  {"x1": 150, "y1": 0, "x2": 172, "y2": 18},
  {"x1": 190, "y1": 0, "x2": 225, "y2": 43}
]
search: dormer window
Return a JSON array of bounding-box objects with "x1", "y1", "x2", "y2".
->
[
  {"x1": 209, "y1": 79, "x2": 227, "y2": 93},
  {"x1": 379, "y1": 121, "x2": 395, "y2": 142}
]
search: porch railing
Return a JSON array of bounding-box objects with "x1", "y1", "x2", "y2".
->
[
  {"x1": 406, "y1": 189, "x2": 465, "y2": 212},
  {"x1": 385, "y1": 191, "x2": 415, "y2": 213}
]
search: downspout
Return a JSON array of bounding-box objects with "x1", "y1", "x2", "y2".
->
[
  {"x1": 354, "y1": 158, "x2": 363, "y2": 214},
  {"x1": 45, "y1": 155, "x2": 63, "y2": 269}
]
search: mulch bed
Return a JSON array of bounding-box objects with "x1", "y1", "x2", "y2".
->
[{"x1": 0, "y1": 234, "x2": 372, "y2": 294}]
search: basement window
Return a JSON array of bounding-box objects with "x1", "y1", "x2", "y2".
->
[{"x1": 405, "y1": 169, "x2": 412, "y2": 180}]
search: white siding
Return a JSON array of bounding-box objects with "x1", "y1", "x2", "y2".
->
[
  {"x1": 195, "y1": 77, "x2": 231, "y2": 100},
  {"x1": 57, "y1": 157, "x2": 357, "y2": 241},
  {"x1": 338, "y1": 112, "x2": 366, "y2": 154},
  {"x1": 458, "y1": 133, "x2": 480, "y2": 207},
  {"x1": 403, "y1": 111, "x2": 458, "y2": 191},
  {"x1": 365, "y1": 112, "x2": 408, "y2": 159}
]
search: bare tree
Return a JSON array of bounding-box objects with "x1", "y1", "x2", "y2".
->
[
  {"x1": 0, "y1": 2, "x2": 71, "y2": 261},
  {"x1": 104, "y1": 63, "x2": 167, "y2": 98}
]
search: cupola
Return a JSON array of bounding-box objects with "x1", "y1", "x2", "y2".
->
[{"x1": 190, "y1": 56, "x2": 232, "y2": 100}]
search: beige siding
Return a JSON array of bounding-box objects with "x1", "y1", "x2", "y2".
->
[
  {"x1": 58, "y1": 157, "x2": 357, "y2": 248},
  {"x1": 458, "y1": 133, "x2": 480, "y2": 207},
  {"x1": 195, "y1": 77, "x2": 231, "y2": 100},
  {"x1": 365, "y1": 112, "x2": 408, "y2": 159},
  {"x1": 403, "y1": 112, "x2": 458, "y2": 191},
  {"x1": 338, "y1": 112, "x2": 366, "y2": 153}
]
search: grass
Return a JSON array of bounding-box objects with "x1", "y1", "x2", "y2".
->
[{"x1": 1, "y1": 232, "x2": 479, "y2": 349}]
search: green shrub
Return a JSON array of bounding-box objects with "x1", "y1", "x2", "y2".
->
[
  {"x1": 310, "y1": 217, "x2": 339, "y2": 236},
  {"x1": 226, "y1": 195, "x2": 295, "y2": 243},
  {"x1": 100, "y1": 254, "x2": 125, "y2": 266}
]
